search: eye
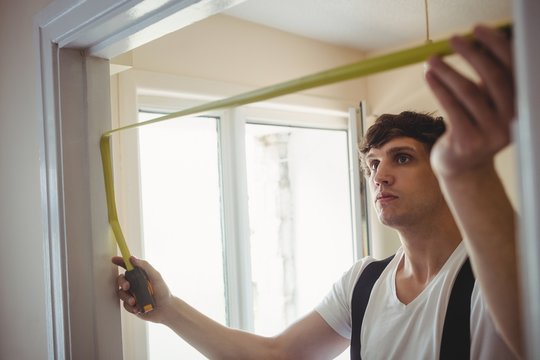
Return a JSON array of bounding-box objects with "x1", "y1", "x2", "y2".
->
[
  {"x1": 369, "y1": 160, "x2": 380, "y2": 171},
  {"x1": 396, "y1": 154, "x2": 411, "y2": 165}
]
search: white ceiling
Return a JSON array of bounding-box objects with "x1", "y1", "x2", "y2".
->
[{"x1": 224, "y1": 0, "x2": 512, "y2": 53}]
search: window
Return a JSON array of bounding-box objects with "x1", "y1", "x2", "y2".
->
[
  {"x1": 245, "y1": 123, "x2": 354, "y2": 336},
  {"x1": 114, "y1": 71, "x2": 365, "y2": 360},
  {"x1": 137, "y1": 112, "x2": 226, "y2": 359}
]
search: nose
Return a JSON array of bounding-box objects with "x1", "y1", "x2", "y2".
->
[{"x1": 372, "y1": 162, "x2": 394, "y2": 187}]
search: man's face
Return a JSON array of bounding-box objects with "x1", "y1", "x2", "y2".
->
[{"x1": 365, "y1": 136, "x2": 446, "y2": 228}]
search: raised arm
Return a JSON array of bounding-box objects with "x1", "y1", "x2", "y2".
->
[
  {"x1": 425, "y1": 25, "x2": 522, "y2": 357},
  {"x1": 113, "y1": 256, "x2": 348, "y2": 360}
]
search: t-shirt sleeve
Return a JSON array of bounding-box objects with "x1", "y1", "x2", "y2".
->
[{"x1": 315, "y1": 257, "x2": 374, "y2": 339}]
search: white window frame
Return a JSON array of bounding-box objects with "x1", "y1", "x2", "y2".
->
[{"x1": 114, "y1": 69, "x2": 367, "y2": 353}]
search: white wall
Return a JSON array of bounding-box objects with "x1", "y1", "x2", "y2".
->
[
  {"x1": 0, "y1": 0, "x2": 52, "y2": 358},
  {"x1": 118, "y1": 14, "x2": 368, "y2": 105}
]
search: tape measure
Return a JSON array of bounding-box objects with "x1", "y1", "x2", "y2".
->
[
  {"x1": 125, "y1": 266, "x2": 156, "y2": 314},
  {"x1": 101, "y1": 137, "x2": 156, "y2": 314}
]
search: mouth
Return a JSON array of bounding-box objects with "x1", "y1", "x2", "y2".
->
[{"x1": 376, "y1": 192, "x2": 398, "y2": 204}]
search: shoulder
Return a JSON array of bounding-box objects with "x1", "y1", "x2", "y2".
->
[
  {"x1": 315, "y1": 252, "x2": 400, "y2": 339},
  {"x1": 340, "y1": 256, "x2": 380, "y2": 293},
  {"x1": 346, "y1": 251, "x2": 401, "y2": 295},
  {"x1": 314, "y1": 256, "x2": 376, "y2": 339}
]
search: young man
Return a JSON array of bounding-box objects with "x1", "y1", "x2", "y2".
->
[
  {"x1": 316, "y1": 111, "x2": 516, "y2": 359},
  {"x1": 113, "y1": 26, "x2": 521, "y2": 359}
]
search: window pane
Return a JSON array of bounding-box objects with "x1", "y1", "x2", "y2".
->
[
  {"x1": 138, "y1": 112, "x2": 226, "y2": 360},
  {"x1": 245, "y1": 124, "x2": 354, "y2": 341}
]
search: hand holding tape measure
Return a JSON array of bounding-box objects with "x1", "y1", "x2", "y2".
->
[
  {"x1": 112, "y1": 256, "x2": 157, "y2": 314},
  {"x1": 112, "y1": 256, "x2": 172, "y2": 321}
]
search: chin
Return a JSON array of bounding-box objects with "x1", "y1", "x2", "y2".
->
[
  {"x1": 378, "y1": 214, "x2": 405, "y2": 228},
  {"x1": 378, "y1": 215, "x2": 393, "y2": 226}
]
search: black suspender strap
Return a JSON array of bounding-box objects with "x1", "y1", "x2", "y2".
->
[
  {"x1": 439, "y1": 258, "x2": 474, "y2": 360},
  {"x1": 350, "y1": 256, "x2": 475, "y2": 360},
  {"x1": 350, "y1": 255, "x2": 394, "y2": 360}
]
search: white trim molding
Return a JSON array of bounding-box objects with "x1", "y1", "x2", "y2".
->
[
  {"x1": 513, "y1": 1, "x2": 540, "y2": 358},
  {"x1": 35, "y1": 1, "x2": 246, "y2": 358}
]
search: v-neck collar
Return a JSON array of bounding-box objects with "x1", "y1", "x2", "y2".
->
[{"x1": 390, "y1": 242, "x2": 465, "y2": 308}]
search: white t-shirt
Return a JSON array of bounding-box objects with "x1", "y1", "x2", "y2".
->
[{"x1": 316, "y1": 242, "x2": 516, "y2": 359}]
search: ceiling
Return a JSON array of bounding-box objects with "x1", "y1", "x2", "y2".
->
[{"x1": 223, "y1": 0, "x2": 512, "y2": 53}]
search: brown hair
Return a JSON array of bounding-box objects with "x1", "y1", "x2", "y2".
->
[{"x1": 359, "y1": 111, "x2": 445, "y2": 174}]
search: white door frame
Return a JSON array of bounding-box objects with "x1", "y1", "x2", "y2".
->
[
  {"x1": 35, "y1": 1, "x2": 246, "y2": 359},
  {"x1": 513, "y1": 1, "x2": 540, "y2": 358},
  {"x1": 35, "y1": 0, "x2": 540, "y2": 358}
]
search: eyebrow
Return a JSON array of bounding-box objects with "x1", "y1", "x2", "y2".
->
[{"x1": 366, "y1": 146, "x2": 417, "y2": 160}]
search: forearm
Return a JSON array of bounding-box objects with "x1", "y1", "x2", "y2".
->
[
  {"x1": 114, "y1": 257, "x2": 343, "y2": 359},
  {"x1": 437, "y1": 163, "x2": 523, "y2": 357},
  {"x1": 159, "y1": 296, "x2": 280, "y2": 360}
]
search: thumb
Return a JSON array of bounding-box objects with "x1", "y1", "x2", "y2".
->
[{"x1": 111, "y1": 255, "x2": 127, "y2": 269}]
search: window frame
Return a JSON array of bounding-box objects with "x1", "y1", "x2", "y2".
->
[{"x1": 114, "y1": 68, "x2": 368, "y2": 355}]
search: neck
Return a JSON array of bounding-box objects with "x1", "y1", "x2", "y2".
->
[
  {"x1": 396, "y1": 209, "x2": 462, "y2": 281},
  {"x1": 393, "y1": 212, "x2": 462, "y2": 305}
]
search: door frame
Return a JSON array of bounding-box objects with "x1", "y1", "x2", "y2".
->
[{"x1": 35, "y1": 1, "x2": 246, "y2": 358}]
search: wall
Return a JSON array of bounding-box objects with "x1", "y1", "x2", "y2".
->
[
  {"x1": 365, "y1": 58, "x2": 519, "y2": 258},
  {"x1": 0, "y1": 0, "x2": 52, "y2": 358},
  {"x1": 119, "y1": 14, "x2": 368, "y2": 106}
]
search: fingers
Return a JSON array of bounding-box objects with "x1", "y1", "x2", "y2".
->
[
  {"x1": 425, "y1": 25, "x2": 515, "y2": 176},
  {"x1": 112, "y1": 256, "x2": 139, "y2": 313},
  {"x1": 449, "y1": 31, "x2": 514, "y2": 122},
  {"x1": 425, "y1": 61, "x2": 474, "y2": 134},
  {"x1": 473, "y1": 25, "x2": 513, "y2": 69},
  {"x1": 425, "y1": 25, "x2": 514, "y2": 137},
  {"x1": 425, "y1": 56, "x2": 492, "y2": 134},
  {"x1": 116, "y1": 271, "x2": 130, "y2": 291},
  {"x1": 115, "y1": 273, "x2": 138, "y2": 313}
]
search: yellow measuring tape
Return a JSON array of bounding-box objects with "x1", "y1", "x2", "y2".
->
[{"x1": 101, "y1": 23, "x2": 511, "y2": 270}]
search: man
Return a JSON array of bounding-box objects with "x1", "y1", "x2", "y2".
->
[{"x1": 113, "y1": 26, "x2": 521, "y2": 359}]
